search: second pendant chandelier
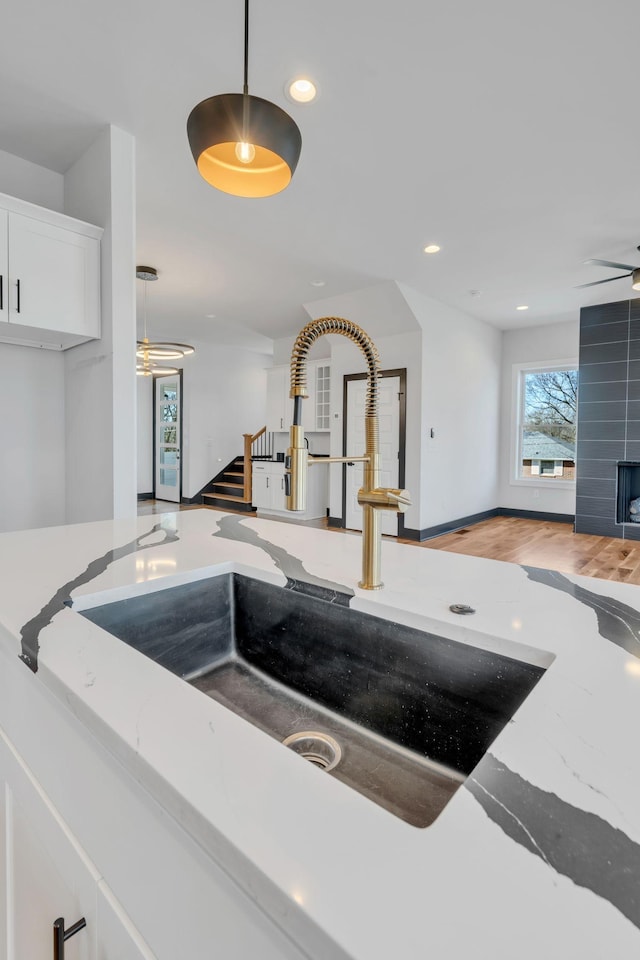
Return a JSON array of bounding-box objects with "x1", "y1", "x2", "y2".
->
[{"x1": 136, "y1": 267, "x2": 195, "y2": 377}]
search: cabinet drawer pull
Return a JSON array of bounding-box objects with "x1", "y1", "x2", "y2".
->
[
  {"x1": 16, "y1": 278, "x2": 20, "y2": 313},
  {"x1": 53, "y1": 916, "x2": 86, "y2": 960}
]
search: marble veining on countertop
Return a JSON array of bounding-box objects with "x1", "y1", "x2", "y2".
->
[{"x1": 0, "y1": 508, "x2": 639, "y2": 959}]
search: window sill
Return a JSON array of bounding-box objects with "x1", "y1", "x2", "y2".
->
[{"x1": 510, "y1": 478, "x2": 576, "y2": 490}]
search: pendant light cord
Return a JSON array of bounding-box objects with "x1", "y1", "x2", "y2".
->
[
  {"x1": 243, "y1": 0, "x2": 249, "y2": 96},
  {"x1": 142, "y1": 277, "x2": 148, "y2": 340},
  {"x1": 242, "y1": 0, "x2": 250, "y2": 141}
]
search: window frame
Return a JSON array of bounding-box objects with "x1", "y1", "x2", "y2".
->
[{"x1": 510, "y1": 358, "x2": 578, "y2": 489}]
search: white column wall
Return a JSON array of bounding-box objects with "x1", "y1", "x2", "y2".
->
[
  {"x1": 64, "y1": 125, "x2": 136, "y2": 523},
  {"x1": 399, "y1": 286, "x2": 501, "y2": 532},
  {"x1": 0, "y1": 344, "x2": 66, "y2": 532},
  {"x1": 0, "y1": 151, "x2": 66, "y2": 532},
  {"x1": 498, "y1": 319, "x2": 579, "y2": 515}
]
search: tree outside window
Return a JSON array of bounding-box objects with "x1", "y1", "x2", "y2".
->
[{"x1": 518, "y1": 367, "x2": 577, "y2": 481}]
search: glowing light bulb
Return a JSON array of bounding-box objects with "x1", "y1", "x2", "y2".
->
[{"x1": 235, "y1": 141, "x2": 256, "y2": 164}]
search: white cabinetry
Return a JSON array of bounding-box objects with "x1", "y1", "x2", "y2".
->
[
  {"x1": 302, "y1": 360, "x2": 331, "y2": 433},
  {"x1": 0, "y1": 640, "x2": 307, "y2": 960},
  {"x1": 0, "y1": 192, "x2": 101, "y2": 351},
  {"x1": 267, "y1": 361, "x2": 331, "y2": 434},
  {"x1": 252, "y1": 461, "x2": 286, "y2": 511},
  {"x1": 252, "y1": 459, "x2": 328, "y2": 519},
  {"x1": 0, "y1": 727, "x2": 150, "y2": 960},
  {"x1": 313, "y1": 362, "x2": 331, "y2": 431},
  {"x1": 266, "y1": 366, "x2": 290, "y2": 433}
]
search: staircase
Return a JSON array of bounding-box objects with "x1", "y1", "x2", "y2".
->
[
  {"x1": 201, "y1": 455, "x2": 255, "y2": 512},
  {"x1": 200, "y1": 426, "x2": 272, "y2": 512}
]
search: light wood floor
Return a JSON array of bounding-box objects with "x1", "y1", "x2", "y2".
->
[
  {"x1": 417, "y1": 516, "x2": 640, "y2": 585},
  {"x1": 138, "y1": 501, "x2": 640, "y2": 585}
]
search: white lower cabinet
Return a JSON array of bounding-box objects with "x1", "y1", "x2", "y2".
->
[
  {"x1": 252, "y1": 461, "x2": 286, "y2": 511},
  {"x1": 253, "y1": 459, "x2": 328, "y2": 519},
  {"x1": 0, "y1": 727, "x2": 96, "y2": 960},
  {"x1": 0, "y1": 728, "x2": 150, "y2": 960},
  {"x1": 0, "y1": 641, "x2": 309, "y2": 960},
  {"x1": 97, "y1": 884, "x2": 153, "y2": 960}
]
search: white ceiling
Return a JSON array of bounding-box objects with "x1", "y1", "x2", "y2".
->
[{"x1": 2, "y1": 0, "x2": 640, "y2": 345}]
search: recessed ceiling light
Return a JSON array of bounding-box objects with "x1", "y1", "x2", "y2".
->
[
  {"x1": 309, "y1": 280, "x2": 326, "y2": 287},
  {"x1": 205, "y1": 313, "x2": 216, "y2": 319},
  {"x1": 286, "y1": 78, "x2": 318, "y2": 104},
  {"x1": 516, "y1": 305, "x2": 529, "y2": 311},
  {"x1": 423, "y1": 244, "x2": 441, "y2": 254}
]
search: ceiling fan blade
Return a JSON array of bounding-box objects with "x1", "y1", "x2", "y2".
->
[
  {"x1": 583, "y1": 258, "x2": 638, "y2": 272},
  {"x1": 575, "y1": 274, "x2": 632, "y2": 288}
]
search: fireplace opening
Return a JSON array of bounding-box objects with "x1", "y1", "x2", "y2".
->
[{"x1": 616, "y1": 462, "x2": 640, "y2": 524}]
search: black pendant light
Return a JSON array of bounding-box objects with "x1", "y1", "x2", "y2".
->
[{"x1": 187, "y1": 0, "x2": 302, "y2": 198}]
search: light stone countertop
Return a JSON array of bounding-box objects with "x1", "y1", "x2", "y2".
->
[{"x1": 0, "y1": 508, "x2": 638, "y2": 959}]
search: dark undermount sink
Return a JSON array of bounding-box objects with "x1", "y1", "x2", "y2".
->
[{"x1": 79, "y1": 574, "x2": 547, "y2": 827}]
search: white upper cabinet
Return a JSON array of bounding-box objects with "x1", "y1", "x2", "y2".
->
[
  {"x1": 266, "y1": 365, "x2": 290, "y2": 433},
  {"x1": 301, "y1": 359, "x2": 331, "y2": 432},
  {"x1": 0, "y1": 192, "x2": 102, "y2": 350},
  {"x1": 0, "y1": 208, "x2": 7, "y2": 324},
  {"x1": 268, "y1": 360, "x2": 331, "y2": 434}
]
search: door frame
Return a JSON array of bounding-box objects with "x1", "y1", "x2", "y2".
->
[
  {"x1": 341, "y1": 367, "x2": 407, "y2": 537},
  {"x1": 152, "y1": 368, "x2": 184, "y2": 502}
]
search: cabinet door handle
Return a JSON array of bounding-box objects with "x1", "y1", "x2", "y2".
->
[
  {"x1": 0, "y1": 274, "x2": 3, "y2": 311},
  {"x1": 266, "y1": 477, "x2": 269, "y2": 488},
  {"x1": 16, "y1": 278, "x2": 20, "y2": 313},
  {"x1": 280, "y1": 417, "x2": 283, "y2": 429},
  {"x1": 281, "y1": 478, "x2": 284, "y2": 490},
  {"x1": 53, "y1": 917, "x2": 87, "y2": 960}
]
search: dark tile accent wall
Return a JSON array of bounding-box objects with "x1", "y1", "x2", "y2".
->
[{"x1": 576, "y1": 298, "x2": 640, "y2": 539}]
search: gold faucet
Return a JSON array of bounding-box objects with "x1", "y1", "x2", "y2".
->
[{"x1": 285, "y1": 317, "x2": 411, "y2": 590}]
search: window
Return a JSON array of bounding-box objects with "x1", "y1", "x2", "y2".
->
[{"x1": 513, "y1": 362, "x2": 578, "y2": 483}]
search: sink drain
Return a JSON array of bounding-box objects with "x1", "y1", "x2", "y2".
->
[{"x1": 282, "y1": 731, "x2": 342, "y2": 771}]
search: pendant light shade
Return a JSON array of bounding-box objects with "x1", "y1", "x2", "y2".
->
[
  {"x1": 187, "y1": 93, "x2": 301, "y2": 198},
  {"x1": 186, "y1": 0, "x2": 302, "y2": 198}
]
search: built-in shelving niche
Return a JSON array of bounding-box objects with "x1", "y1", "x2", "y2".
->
[{"x1": 616, "y1": 462, "x2": 640, "y2": 524}]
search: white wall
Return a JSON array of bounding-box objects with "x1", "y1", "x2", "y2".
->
[
  {"x1": 64, "y1": 125, "x2": 136, "y2": 523},
  {"x1": 303, "y1": 283, "x2": 501, "y2": 535},
  {"x1": 137, "y1": 342, "x2": 270, "y2": 499},
  {"x1": 137, "y1": 376, "x2": 153, "y2": 494},
  {"x1": 0, "y1": 344, "x2": 66, "y2": 532},
  {"x1": 498, "y1": 319, "x2": 579, "y2": 515},
  {"x1": 328, "y1": 330, "x2": 423, "y2": 531},
  {"x1": 400, "y1": 286, "x2": 501, "y2": 531},
  {"x1": 0, "y1": 151, "x2": 66, "y2": 532},
  {"x1": 0, "y1": 148, "x2": 64, "y2": 211}
]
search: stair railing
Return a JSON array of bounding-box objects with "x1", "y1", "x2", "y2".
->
[{"x1": 242, "y1": 426, "x2": 272, "y2": 504}]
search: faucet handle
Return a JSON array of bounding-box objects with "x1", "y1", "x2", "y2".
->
[
  {"x1": 387, "y1": 489, "x2": 411, "y2": 507},
  {"x1": 357, "y1": 487, "x2": 411, "y2": 512}
]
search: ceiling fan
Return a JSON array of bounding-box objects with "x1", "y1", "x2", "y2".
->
[{"x1": 577, "y1": 247, "x2": 640, "y2": 290}]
